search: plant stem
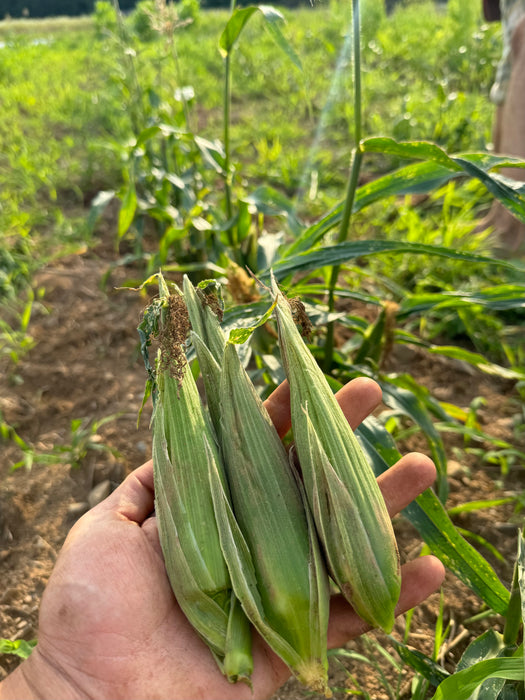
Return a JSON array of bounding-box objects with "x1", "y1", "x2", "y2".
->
[
  {"x1": 324, "y1": 0, "x2": 363, "y2": 371},
  {"x1": 224, "y1": 52, "x2": 233, "y2": 225},
  {"x1": 112, "y1": 0, "x2": 144, "y2": 135},
  {"x1": 223, "y1": 0, "x2": 236, "y2": 241}
]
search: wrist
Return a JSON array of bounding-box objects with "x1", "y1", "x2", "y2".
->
[{"x1": 0, "y1": 648, "x2": 84, "y2": 700}]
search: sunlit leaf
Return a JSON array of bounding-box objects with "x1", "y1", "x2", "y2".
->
[
  {"x1": 267, "y1": 240, "x2": 517, "y2": 281},
  {"x1": 430, "y1": 658, "x2": 524, "y2": 700}
]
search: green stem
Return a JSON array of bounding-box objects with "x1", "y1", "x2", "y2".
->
[
  {"x1": 171, "y1": 37, "x2": 191, "y2": 132},
  {"x1": 324, "y1": 0, "x2": 363, "y2": 372},
  {"x1": 223, "y1": 0, "x2": 237, "y2": 243},
  {"x1": 112, "y1": 0, "x2": 144, "y2": 134},
  {"x1": 224, "y1": 52, "x2": 233, "y2": 226}
]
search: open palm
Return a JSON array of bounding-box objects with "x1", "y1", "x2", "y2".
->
[{"x1": 9, "y1": 378, "x2": 444, "y2": 700}]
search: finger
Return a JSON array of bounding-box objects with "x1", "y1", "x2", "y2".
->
[
  {"x1": 378, "y1": 453, "x2": 437, "y2": 517},
  {"x1": 263, "y1": 380, "x2": 290, "y2": 438},
  {"x1": 97, "y1": 459, "x2": 155, "y2": 524},
  {"x1": 264, "y1": 376, "x2": 382, "y2": 439},
  {"x1": 335, "y1": 377, "x2": 383, "y2": 430},
  {"x1": 327, "y1": 555, "x2": 446, "y2": 646}
]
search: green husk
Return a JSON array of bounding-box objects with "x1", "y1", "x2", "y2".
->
[
  {"x1": 183, "y1": 275, "x2": 226, "y2": 436},
  {"x1": 149, "y1": 285, "x2": 253, "y2": 684},
  {"x1": 272, "y1": 277, "x2": 401, "y2": 633},
  {"x1": 209, "y1": 341, "x2": 331, "y2": 694}
]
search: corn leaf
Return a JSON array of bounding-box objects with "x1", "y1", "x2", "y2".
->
[
  {"x1": 87, "y1": 189, "x2": 115, "y2": 234},
  {"x1": 219, "y1": 7, "x2": 258, "y2": 56},
  {"x1": 244, "y1": 186, "x2": 303, "y2": 237},
  {"x1": 430, "y1": 658, "x2": 524, "y2": 700},
  {"x1": 357, "y1": 417, "x2": 510, "y2": 616},
  {"x1": 360, "y1": 138, "x2": 463, "y2": 169},
  {"x1": 118, "y1": 180, "x2": 137, "y2": 239},
  {"x1": 266, "y1": 240, "x2": 517, "y2": 282},
  {"x1": 228, "y1": 299, "x2": 277, "y2": 344},
  {"x1": 219, "y1": 5, "x2": 301, "y2": 70},
  {"x1": 454, "y1": 630, "x2": 513, "y2": 700},
  {"x1": 283, "y1": 147, "x2": 525, "y2": 257},
  {"x1": 518, "y1": 533, "x2": 525, "y2": 632},
  {"x1": 386, "y1": 637, "x2": 450, "y2": 687},
  {"x1": 378, "y1": 378, "x2": 449, "y2": 502},
  {"x1": 397, "y1": 286, "x2": 525, "y2": 318}
]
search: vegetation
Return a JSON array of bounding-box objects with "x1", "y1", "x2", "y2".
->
[
  {"x1": 1, "y1": 0, "x2": 524, "y2": 697},
  {"x1": 0, "y1": 0, "x2": 136, "y2": 20}
]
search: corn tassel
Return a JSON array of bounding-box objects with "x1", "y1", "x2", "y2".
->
[{"x1": 271, "y1": 278, "x2": 401, "y2": 633}]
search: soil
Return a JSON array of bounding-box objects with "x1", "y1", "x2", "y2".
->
[{"x1": 0, "y1": 216, "x2": 523, "y2": 699}]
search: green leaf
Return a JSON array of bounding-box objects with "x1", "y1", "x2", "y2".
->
[
  {"x1": 361, "y1": 137, "x2": 463, "y2": 170},
  {"x1": 267, "y1": 240, "x2": 517, "y2": 281},
  {"x1": 357, "y1": 418, "x2": 510, "y2": 616},
  {"x1": 378, "y1": 377, "x2": 449, "y2": 502},
  {"x1": 426, "y1": 346, "x2": 525, "y2": 381},
  {"x1": 118, "y1": 180, "x2": 137, "y2": 239},
  {"x1": 87, "y1": 189, "x2": 115, "y2": 234},
  {"x1": 456, "y1": 629, "x2": 514, "y2": 700},
  {"x1": 387, "y1": 637, "x2": 450, "y2": 687},
  {"x1": 456, "y1": 527, "x2": 506, "y2": 563},
  {"x1": 258, "y1": 5, "x2": 302, "y2": 70},
  {"x1": 219, "y1": 6, "x2": 301, "y2": 72},
  {"x1": 430, "y1": 659, "x2": 524, "y2": 700},
  {"x1": 222, "y1": 301, "x2": 274, "y2": 332},
  {"x1": 397, "y1": 286, "x2": 525, "y2": 319},
  {"x1": 352, "y1": 305, "x2": 386, "y2": 366},
  {"x1": 518, "y1": 532, "x2": 525, "y2": 631},
  {"x1": 134, "y1": 124, "x2": 162, "y2": 149},
  {"x1": 243, "y1": 185, "x2": 303, "y2": 236},
  {"x1": 284, "y1": 145, "x2": 525, "y2": 256},
  {"x1": 219, "y1": 7, "x2": 260, "y2": 56},
  {"x1": 0, "y1": 638, "x2": 36, "y2": 659},
  {"x1": 456, "y1": 630, "x2": 506, "y2": 673},
  {"x1": 404, "y1": 490, "x2": 510, "y2": 615},
  {"x1": 194, "y1": 135, "x2": 226, "y2": 173},
  {"x1": 456, "y1": 157, "x2": 525, "y2": 224},
  {"x1": 228, "y1": 299, "x2": 277, "y2": 344},
  {"x1": 448, "y1": 499, "x2": 515, "y2": 517},
  {"x1": 454, "y1": 629, "x2": 515, "y2": 700}
]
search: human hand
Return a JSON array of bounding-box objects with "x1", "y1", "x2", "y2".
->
[{"x1": 0, "y1": 378, "x2": 445, "y2": 700}]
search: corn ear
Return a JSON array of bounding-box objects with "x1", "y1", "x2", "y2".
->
[
  {"x1": 151, "y1": 295, "x2": 252, "y2": 684},
  {"x1": 209, "y1": 341, "x2": 331, "y2": 695},
  {"x1": 271, "y1": 278, "x2": 401, "y2": 633}
]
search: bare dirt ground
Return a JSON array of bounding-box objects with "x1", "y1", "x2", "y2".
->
[{"x1": 0, "y1": 227, "x2": 523, "y2": 699}]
